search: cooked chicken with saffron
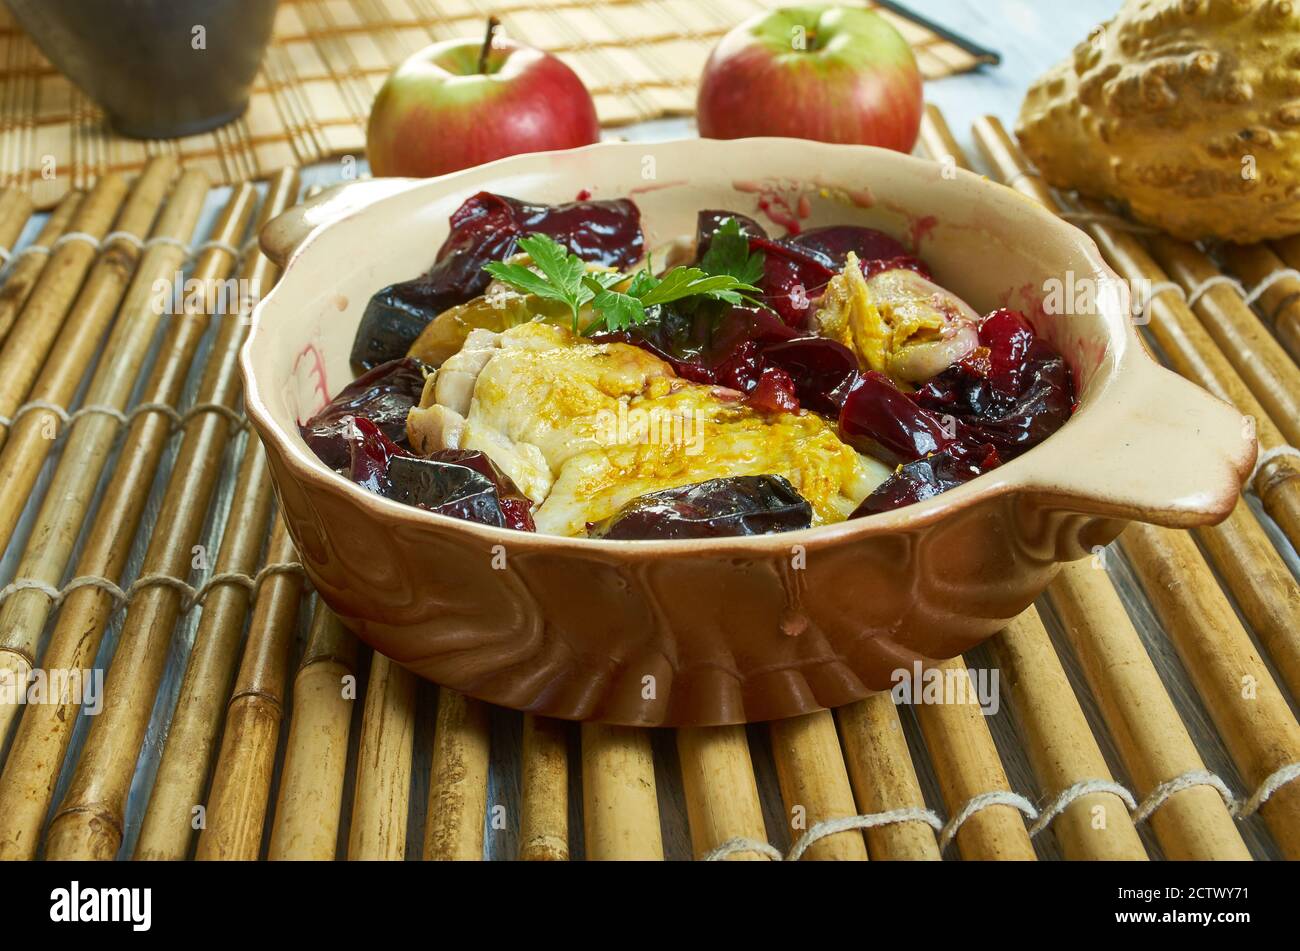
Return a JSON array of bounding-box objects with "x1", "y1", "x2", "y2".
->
[{"x1": 300, "y1": 191, "x2": 1075, "y2": 539}]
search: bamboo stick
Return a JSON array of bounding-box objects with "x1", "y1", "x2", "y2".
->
[
  {"x1": 1119, "y1": 523, "x2": 1300, "y2": 858},
  {"x1": 835, "y1": 695, "x2": 942, "y2": 860},
  {"x1": 0, "y1": 159, "x2": 174, "y2": 453},
  {"x1": 268, "y1": 605, "x2": 358, "y2": 860},
  {"x1": 519, "y1": 715, "x2": 569, "y2": 861},
  {"x1": 970, "y1": 115, "x2": 1300, "y2": 702},
  {"x1": 347, "y1": 653, "x2": 417, "y2": 860},
  {"x1": 195, "y1": 523, "x2": 305, "y2": 861},
  {"x1": 0, "y1": 174, "x2": 283, "y2": 858},
  {"x1": 769, "y1": 710, "x2": 868, "y2": 860},
  {"x1": 134, "y1": 441, "x2": 277, "y2": 859},
  {"x1": 0, "y1": 188, "x2": 33, "y2": 266},
  {"x1": 41, "y1": 184, "x2": 261, "y2": 861},
  {"x1": 0, "y1": 179, "x2": 224, "y2": 846},
  {"x1": 1172, "y1": 240, "x2": 1300, "y2": 407},
  {"x1": 0, "y1": 171, "x2": 206, "y2": 561},
  {"x1": 990, "y1": 606, "x2": 1147, "y2": 860},
  {"x1": 423, "y1": 690, "x2": 491, "y2": 860},
  {"x1": 1258, "y1": 237, "x2": 1300, "y2": 361},
  {"x1": 917, "y1": 103, "x2": 961, "y2": 171},
  {"x1": 1196, "y1": 504, "x2": 1300, "y2": 703},
  {"x1": 915, "y1": 657, "x2": 1037, "y2": 860},
  {"x1": 970, "y1": 113, "x2": 1300, "y2": 855},
  {"x1": 581, "y1": 722, "x2": 663, "y2": 860},
  {"x1": 1047, "y1": 561, "x2": 1250, "y2": 860},
  {"x1": 0, "y1": 174, "x2": 127, "y2": 441},
  {"x1": 0, "y1": 190, "x2": 78, "y2": 344},
  {"x1": 676, "y1": 725, "x2": 769, "y2": 859}
]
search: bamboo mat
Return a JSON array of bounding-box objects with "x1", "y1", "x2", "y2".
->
[
  {"x1": 0, "y1": 108, "x2": 1298, "y2": 860},
  {"x1": 0, "y1": 0, "x2": 997, "y2": 211}
]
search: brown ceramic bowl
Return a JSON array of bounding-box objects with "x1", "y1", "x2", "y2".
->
[{"x1": 243, "y1": 139, "x2": 1254, "y2": 727}]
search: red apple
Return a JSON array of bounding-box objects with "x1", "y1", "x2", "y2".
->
[
  {"x1": 367, "y1": 21, "x2": 600, "y2": 177},
  {"x1": 697, "y1": 6, "x2": 922, "y2": 153}
]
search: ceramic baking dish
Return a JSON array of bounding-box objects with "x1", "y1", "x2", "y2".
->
[{"x1": 242, "y1": 138, "x2": 1254, "y2": 726}]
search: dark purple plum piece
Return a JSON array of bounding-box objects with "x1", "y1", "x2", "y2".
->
[
  {"x1": 344, "y1": 416, "x2": 409, "y2": 494},
  {"x1": 979, "y1": 308, "x2": 1037, "y2": 394},
  {"x1": 851, "y1": 451, "x2": 976, "y2": 516},
  {"x1": 588, "y1": 475, "x2": 812, "y2": 540},
  {"x1": 839, "y1": 371, "x2": 956, "y2": 464},
  {"x1": 749, "y1": 237, "x2": 835, "y2": 328},
  {"x1": 746, "y1": 364, "x2": 800, "y2": 414},
  {"x1": 300, "y1": 357, "x2": 427, "y2": 470},
  {"x1": 912, "y1": 309, "x2": 1074, "y2": 461},
  {"x1": 695, "y1": 209, "x2": 768, "y2": 256},
  {"x1": 351, "y1": 191, "x2": 645, "y2": 369},
  {"x1": 852, "y1": 439, "x2": 1003, "y2": 517},
  {"x1": 763, "y1": 337, "x2": 859, "y2": 415},
  {"x1": 384, "y1": 449, "x2": 535, "y2": 532},
  {"x1": 782, "y1": 225, "x2": 910, "y2": 270}
]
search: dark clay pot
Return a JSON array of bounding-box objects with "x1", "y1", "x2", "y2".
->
[{"x1": 7, "y1": 0, "x2": 279, "y2": 139}]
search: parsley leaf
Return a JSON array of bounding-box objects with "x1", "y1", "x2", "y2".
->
[
  {"x1": 638, "y1": 266, "x2": 761, "y2": 308},
  {"x1": 699, "y1": 217, "x2": 765, "y2": 286},
  {"x1": 484, "y1": 232, "x2": 763, "y2": 334},
  {"x1": 484, "y1": 233, "x2": 594, "y2": 331},
  {"x1": 584, "y1": 279, "x2": 646, "y2": 332}
]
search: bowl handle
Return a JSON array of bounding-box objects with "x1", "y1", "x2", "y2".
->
[
  {"x1": 259, "y1": 177, "x2": 420, "y2": 268},
  {"x1": 1020, "y1": 358, "x2": 1255, "y2": 528}
]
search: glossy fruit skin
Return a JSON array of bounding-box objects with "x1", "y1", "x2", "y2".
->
[
  {"x1": 386, "y1": 449, "x2": 535, "y2": 531},
  {"x1": 300, "y1": 357, "x2": 427, "y2": 469},
  {"x1": 588, "y1": 475, "x2": 812, "y2": 539},
  {"x1": 697, "y1": 6, "x2": 923, "y2": 152},
  {"x1": 367, "y1": 37, "x2": 600, "y2": 179},
  {"x1": 838, "y1": 370, "x2": 954, "y2": 463}
]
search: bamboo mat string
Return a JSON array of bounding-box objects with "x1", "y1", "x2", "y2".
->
[
  {"x1": 936, "y1": 790, "x2": 1038, "y2": 853},
  {"x1": 0, "y1": 560, "x2": 306, "y2": 616},
  {"x1": 703, "y1": 761, "x2": 1298, "y2": 860},
  {"x1": 1027, "y1": 780, "x2": 1136, "y2": 837},
  {"x1": 0, "y1": 397, "x2": 247, "y2": 434},
  {"x1": 1241, "y1": 269, "x2": 1300, "y2": 306},
  {"x1": 790, "y1": 807, "x2": 943, "y2": 861},
  {"x1": 1252, "y1": 446, "x2": 1300, "y2": 485}
]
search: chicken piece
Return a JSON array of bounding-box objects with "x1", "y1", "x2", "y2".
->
[
  {"x1": 815, "y1": 252, "x2": 980, "y2": 385},
  {"x1": 536, "y1": 386, "x2": 886, "y2": 536},
  {"x1": 407, "y1": 321, "x2": 890, "y2": 536}
]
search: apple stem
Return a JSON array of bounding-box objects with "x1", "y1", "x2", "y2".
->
[{"x1": 477, "y1": 16, "x2": 500, "y2": 74}]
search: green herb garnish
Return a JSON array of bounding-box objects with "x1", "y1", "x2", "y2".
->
[
  {"x1": 484, "y1": 232, "x2": 764, "y2": 335},
  {"x1": 483, "y1": 233, "x2": 621, "y2": 332},
  {"x1": 699, "y1": 216, "x2": 765, "y2": 286}
]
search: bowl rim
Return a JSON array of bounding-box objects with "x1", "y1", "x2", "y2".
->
[{"x1": 241, "y1": 136, "x2": 1139, "y2": 557}]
